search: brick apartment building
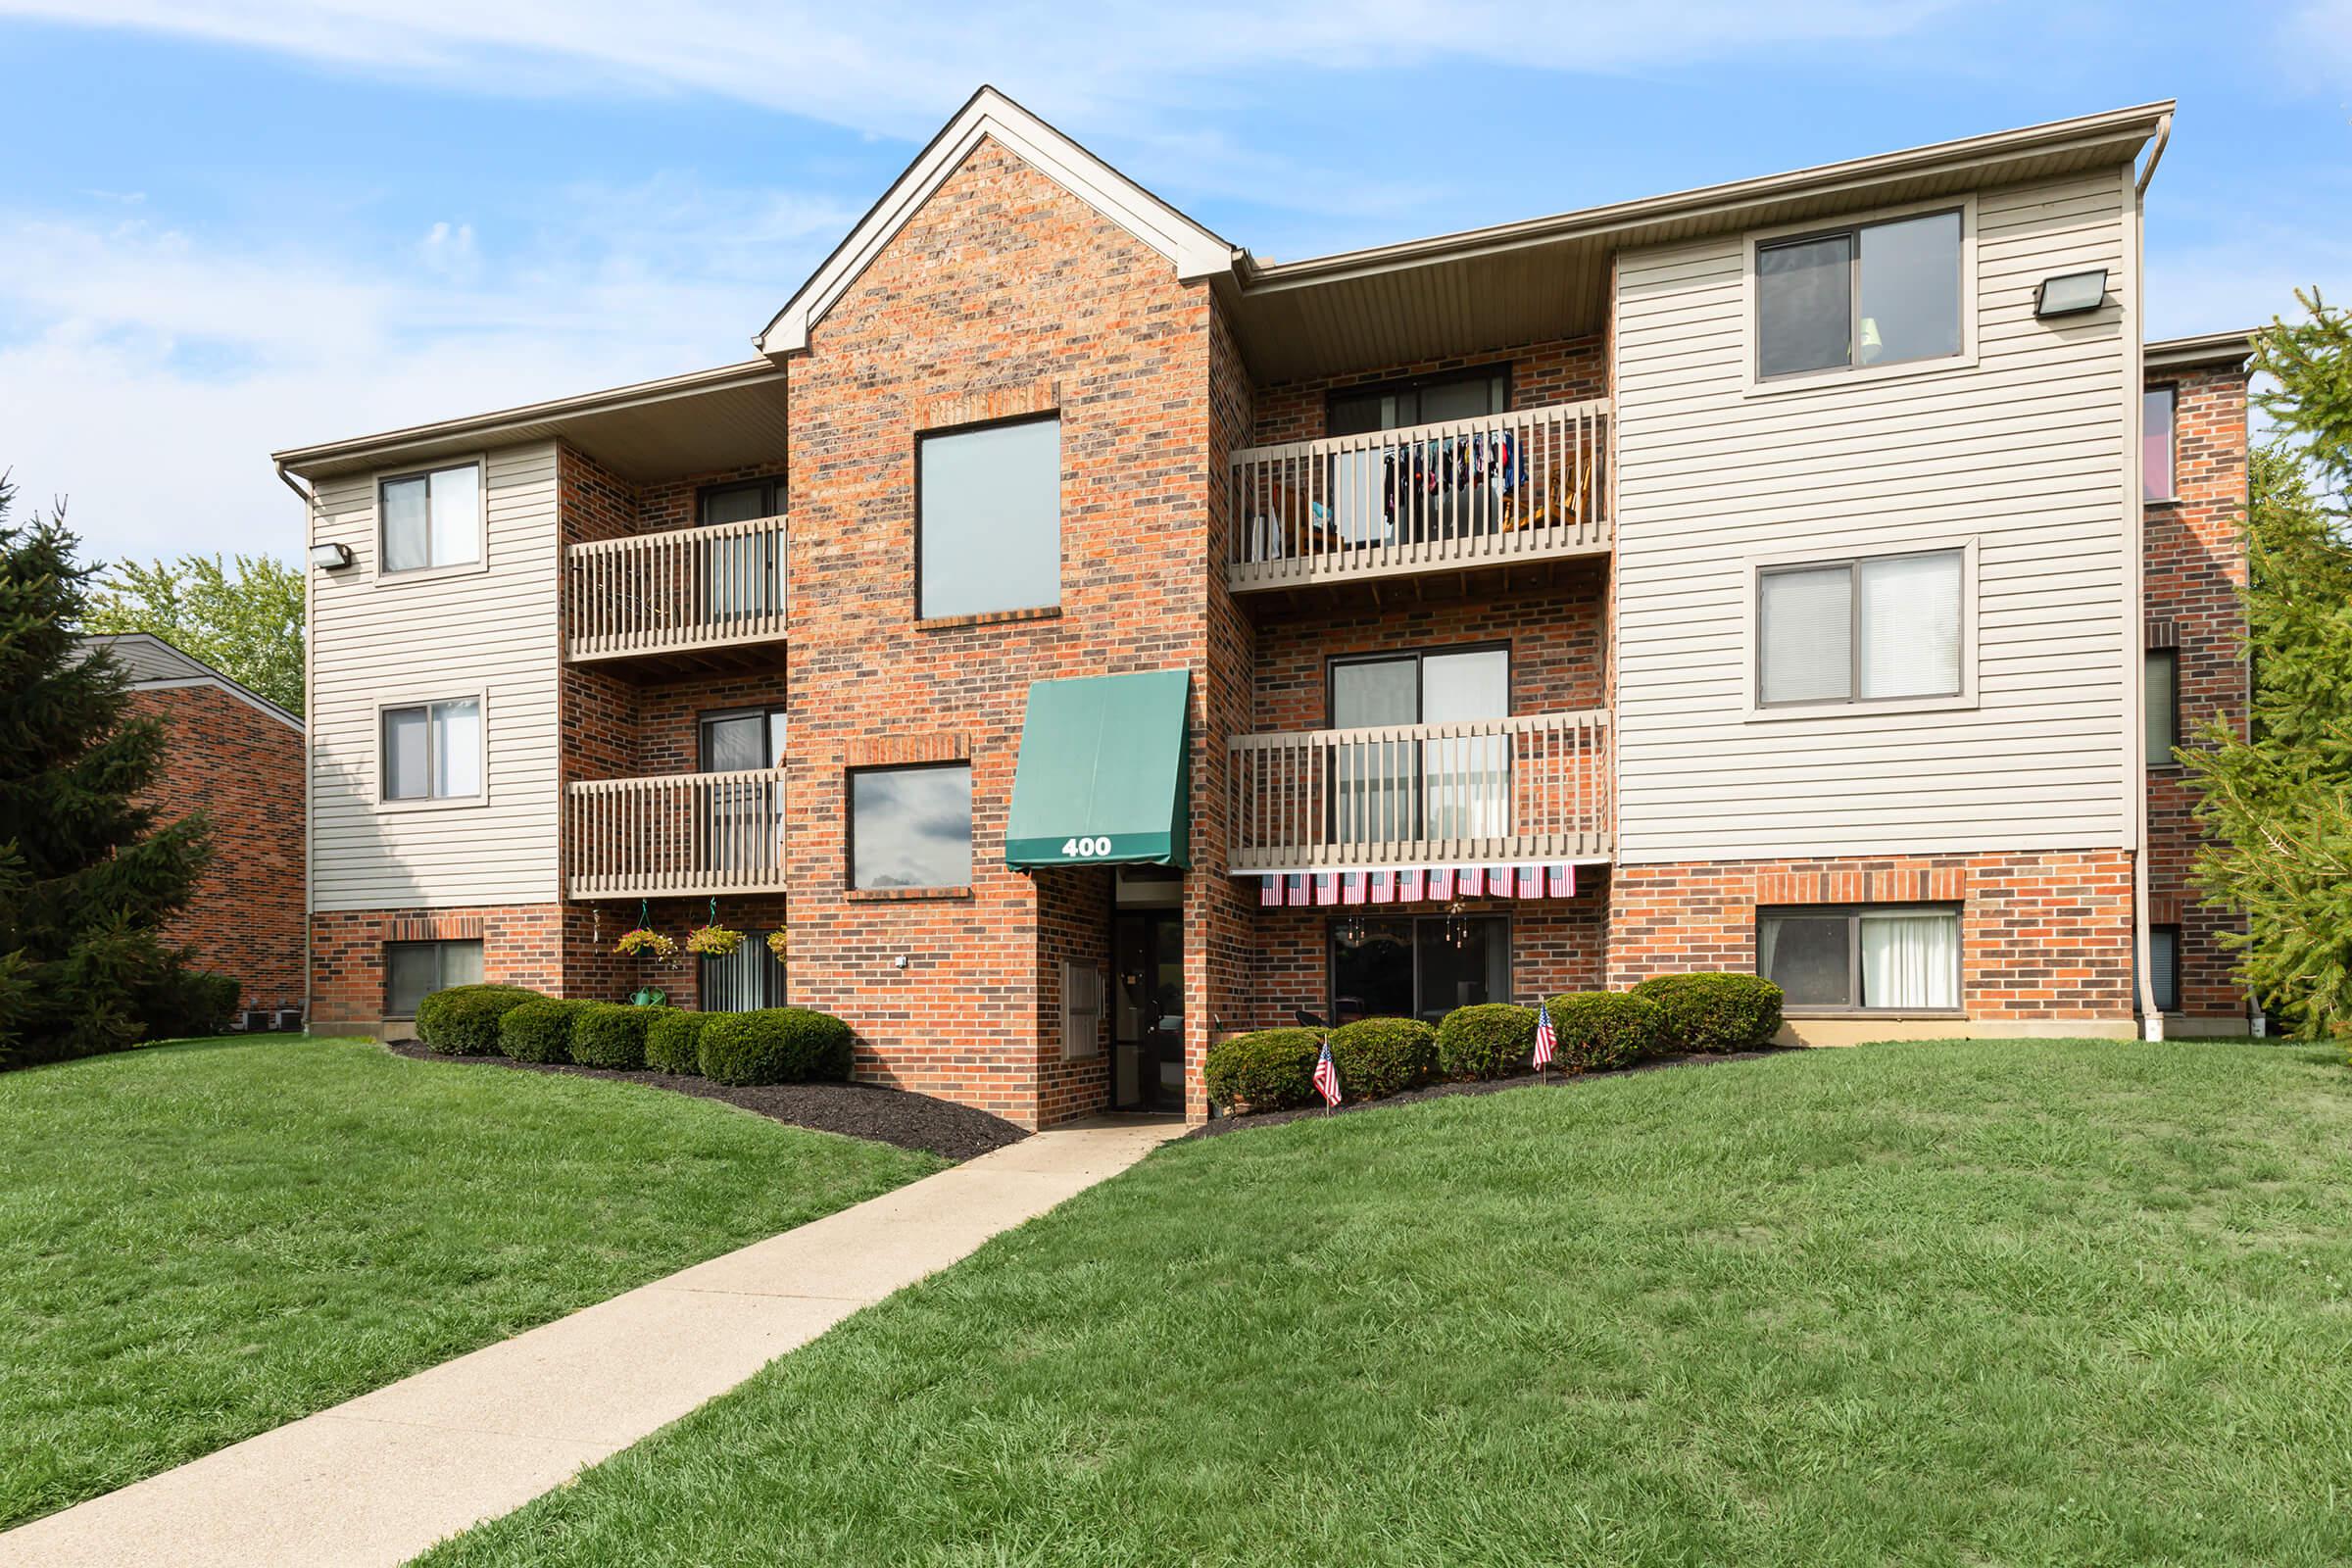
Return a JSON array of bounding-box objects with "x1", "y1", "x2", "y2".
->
[
  {"x1": 275, "y1": 89, "x2": 2252, "y2": 1126},
  {"x1": 78, "y1": 633, "x2": 307, "y2": 1023}
]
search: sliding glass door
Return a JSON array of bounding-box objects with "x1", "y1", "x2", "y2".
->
[{"x1": 1329, "y1": 647, "x2": 1509, "y2": 846}]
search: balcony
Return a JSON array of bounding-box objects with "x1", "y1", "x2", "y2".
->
[
  {"x1": 1227, "y1": 710, "x2": 1610, "y2": 872},
  {"x1": 565, "y1": 514, "x2": 788, "y2": 672},
  {"x1": 566, "y1": 767, "x2": 787, "y2": 900},
  {"x1": 1228, "y1": 398, "x2": 1610, "y2": 596}
]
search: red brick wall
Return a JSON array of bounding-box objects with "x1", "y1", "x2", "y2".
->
[
  {"x1": 1606, "y1": 851, "x2": 2135, "y2": 1021},
  {"x1": 778, "y1": 134, "x2": 1220, "y2": 1128},
  {"x1": 310, "y1": 904, "x2": 564, "y2": 1034},
  {"x1": 129, "y1": 684, "x2": 305, "y2": 1015},
  {"x1": 1250, "y1": 334, "x2": 1607, "y2": 447},
  {"x1": 2144, "y1": 362, "x2": 2251, "y2": 1024}
]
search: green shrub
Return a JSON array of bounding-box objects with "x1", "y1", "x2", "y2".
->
[
  {"x1": 498, "y1": 999, "x2": 585, "y2": 1064},
  {"x1": 136, "y1": 968, "x2": 243, "y2": 1041},
  {"x1": 1542, "y1": 992, "x2": 1667, "y2": 1072},
  {"x1": 1630, "y1": 973, "x2": 1785, "y2": 1054},
  {"x1": 1203, "y1": 1028, "x2": 1324, "y2": 1113},
  {"x1": 1327, "y1": 1016, "x2": 1437, "y2": 1100},
  {"x1": 570, "y1": 1003, "x2": 663, "y2": 1070},
  {"x1": 416, "y1": 984, "x2": 541, "y2": 1056},
  {"x1": 645, "y1": 1009, "x2": 709, "y2": 1076},
  {"x1": 1437, "y1": 1004, "x2": 1539, "y2": 1080},
  {"x1": 696, "y1": 1007, "x2": 857, "y2": 1087}
]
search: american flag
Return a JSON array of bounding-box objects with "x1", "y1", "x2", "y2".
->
[
  {"x1": 1533, "y1": 1002, "x2": 1556, "y2": 1071},
  {"x1": 1312, "y1": 1038, "x2": 1342, "y2": 1106},
  {"x1": 1259, "y1": 875, "x2": 1284, "y2": 907}
]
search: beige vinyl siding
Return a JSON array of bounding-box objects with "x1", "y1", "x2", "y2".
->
[
  {"x1": 1612, "y1": 168, "x2": 2133, "y2": 863},
  {"x1": 308, "y1": 443, "x2": 562, "y2": 909}
]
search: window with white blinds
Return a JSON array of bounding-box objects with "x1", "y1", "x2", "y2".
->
[{"x1": 1759, "y1": 549, "x2": 1963, "y2": 707}]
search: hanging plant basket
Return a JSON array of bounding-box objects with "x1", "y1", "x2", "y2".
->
[
  {"x1": 765, "y1": 929, "x2": 788, "y2": 961},
  {"x1": 686, "y1": 924, "x2": 745, "y2": 957},
  {"x1": 615, "y1": 927, "x2": 676, "y2": 960}
]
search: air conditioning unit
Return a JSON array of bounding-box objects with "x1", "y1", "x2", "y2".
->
[
  {"x1": 240, "y1": 1008, "x2": 271, "y2": 1033},
  {"x1": 273, "y1": 1008, "x2": 304, "y2": 1033}
]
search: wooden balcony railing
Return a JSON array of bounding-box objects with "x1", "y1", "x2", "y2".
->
[
  {"x1": 1228, "y1": 398, "x2": 1610, "y2": 593},
  {"x1": 566, "y1": 767, "x2": 787, "y2": 899},
  {"x1": 1227, "y1": 710, "x2": 1609, "y2": 872},
  {"x1": 565, "y1": 514, "x2": 788, "y2": 663}
]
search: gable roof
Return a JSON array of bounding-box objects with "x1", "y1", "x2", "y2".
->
[
  {"x1": 74, "y1": 633, "x2": 303, "y2": 733},
  {"x1": 754, "y1": 85, "x2": 1236, "y2": 358}
]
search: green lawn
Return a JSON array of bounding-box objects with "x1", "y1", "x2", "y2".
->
[
  {"x1": 0, "y1": 1036, "x2": 942, "y2": 1530},
  {"x1": 422, "y1": 1040, "x2": 2352, "y2": 1568}
]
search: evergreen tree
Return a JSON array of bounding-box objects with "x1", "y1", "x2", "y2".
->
[
  {"x1": 2184, "y1": 291, "x2": 2352, "y2": 1042},
  {"x1": 0, "y1": 477, "x2": 214, "y2": 1066}
]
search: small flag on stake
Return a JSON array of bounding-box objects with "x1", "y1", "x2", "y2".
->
[
  {"x1": 1534, "y1": 1001, "x2": 1557, "y2": 1071},
  {"x1": 1312, "y1": 1038, "x2": 1343, "y2": 1106}
]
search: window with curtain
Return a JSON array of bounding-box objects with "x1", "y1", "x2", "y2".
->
[
  {"x1": 2143, "y1": 386, "x2": 2178, "y2": 503},
  {"x1": 381, "y1": 698, "x2": 481, "y2": 801},
  {"x1": 1329, "y1": 647, "x2": 1509, "y2": 844},
  {"x1": 1757, "y1": 210, "x2": 1962, "y2": 379},
  {"x1": 1759, "y1": 906, "x2": 1959, "y2": 1011},
  {"x1": 379, "y1": 462, "x2": 481, "y2": 573},
  {"x1": 916, "y1": 416, "x2": 1060, "y2": 619},
  {"x1": 702, "y1": 942, "x2": 786, "y2": 1012},
  {"x1": 2144, "y1": 648, "x2": 2180, "y2": 769},
  {"x1": 1759, "y1": 549, "x2": 1962, "y2": 707},
  {"x1": 385, "y1": 939, "x2": 483, "y2": 1017}
]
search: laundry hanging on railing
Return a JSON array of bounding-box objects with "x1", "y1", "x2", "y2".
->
[{"x1": 1382, "y1": 431, "x2": 1525, "y2": 525}]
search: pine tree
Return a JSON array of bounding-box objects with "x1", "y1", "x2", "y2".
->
[
  {"x1": 2184, "y1": 291, "x2": 2352, "y2": 1042},
  {"x1": 0, "y1": 477, "x2": 215, "y2": 1066}
]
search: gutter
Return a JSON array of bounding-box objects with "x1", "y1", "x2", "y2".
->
[
  {"x1": 2131, "y1": 118, "x2": 2171, "y2": 1042},
  {"x1": 279, "y1": 461, "x2": 317, "y2": 1035}
]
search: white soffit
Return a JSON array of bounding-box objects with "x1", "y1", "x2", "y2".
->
[{"x1": 756, "y1": 85, "x2": 1236, "y2": 358}]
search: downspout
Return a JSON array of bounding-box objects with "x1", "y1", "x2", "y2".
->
[
  {"x1": 277, "y1": 461, "x2": 317, "y2": 1034},
  {"x1": 2130, "y1": 117, "x2": 2171, "y2": 1041}
]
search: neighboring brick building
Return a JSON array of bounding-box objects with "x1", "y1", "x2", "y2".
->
[
  {"x1": 79, "y1": 634, "x2": 306, "y2": 1023},
  {"x1": 276, "y1": 88, "x2": 2255, "y2": 1127}
]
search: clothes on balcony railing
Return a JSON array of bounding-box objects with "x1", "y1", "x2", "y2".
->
[
  {"x1": 1244, "y1": 447, "x2": 1589, "y2": 562},
  {"x1": 1254, "y1": 864, "x2": 1578, "y2": 906}
]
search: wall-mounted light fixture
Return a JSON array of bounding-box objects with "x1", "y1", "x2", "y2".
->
[
  {"x1": 309, "y1": 541, "x2": 354, "y2": 570},
  {"x1": 2034, "y1": 269, "x2": 2109, "y2": 318}
]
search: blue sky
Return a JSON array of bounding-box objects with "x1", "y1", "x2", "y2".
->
[{"x1": 2, "y1": 1, "x2": 2345, "y2": 567}]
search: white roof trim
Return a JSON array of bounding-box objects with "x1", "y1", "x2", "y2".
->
[{"x1": 756, "y1": 86, "x2": 1235, "y2": 358}]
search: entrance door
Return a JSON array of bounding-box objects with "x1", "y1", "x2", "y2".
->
[{"x1": 1112, "y1": 909, "x2": 1184, "y2": 1111}]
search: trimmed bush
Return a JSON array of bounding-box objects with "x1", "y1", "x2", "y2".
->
[
  {"x1": 138, "y1": 969, "x2": 243, "y2": 1041},
  {"x1": 498, "y1": 999, "x2": 586, "y2": 1064},
  {"x1": 1541, "y1": 992, "x2": 1666, "y2": 1072},
  {"x1": 1327, "y1": 1016, "x2": 1437, "y2": 1100},
  {"x1": 1203, "y1": 1028, "x2": 1324, "y2": 1114},
  {"x1": 645, "y1": 1009, "x2": 709, "y2": 1076},
  {"x1": 696, "y1": 1007, "x2": 856, "y2": 1087},
  {"x1": 570, "y1": 1003, "x2": 663, "y2": 1070},
  {"x1": 1436, "y1": 1004, "x2": 1539, "y2": 1080},
  {"x1": 416, "y1": 984, "x2": 542, "y2": 1056},
  {"x1": 1630, "y1": 972, "x2": 1784, "y2": 1054}
]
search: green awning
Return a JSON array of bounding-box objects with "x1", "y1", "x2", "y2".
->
[{"x1": 1006, "y1": 668, "x2": 1191, "y2": 870}]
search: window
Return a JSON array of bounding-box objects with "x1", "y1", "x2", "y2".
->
[
  {"x1": 1759, "y1": 550, "x2": 1962, "y2": 707},
  {"x1": 2144, "y1": 925, "x2": 2181, "y2": 1013},
  {"x1": 1330, "y1": 914, "x2": 1510, "y2": 1026},
  {"x1": 916, "y1": 416, "x2": 1059, "y2": 620},
  {"x1": 385, "y1": 939, "x2": 483, "y2": 1017},
  {"x1": 1326, "y1": 368, "x2": 1508, "y2": 439},
  {"x1": 1323, "y1": 368, "x2": 1510, "y2": 548},
  {"x1": 1758, "y1": 211, "x2": 1962, "y2": 379},
  {"x1": 849, "y1": 763, "x2": 972, "y2": 890},
  {"x1": 379, "y1": 462, "x2": 481, "y2": 573},
  {"x1": 1330, "y1": 647, "x2": 1510, "y2": 842},
  {"x1": 381, "y1": 698, "x2": 481, "y2": 801},
  {"x1": 1758, "y1": 906, "x2": 1960, "y2": 1012},
  {"x1": 702, "y1": 708, "x2": 786, "y2": 874},
  {"x1": 703, "y1": 943, "x2": 786, "y2": 1012},
  {"x1": 2144, "y1": 648, "x2": 2180, "y2": 768},
  {"x1": 697, "y1": 479, "x2": 784, "y2": 619},
  {"x1": 2143, "y1": 386, "x2": 2178, "y2": 502}
]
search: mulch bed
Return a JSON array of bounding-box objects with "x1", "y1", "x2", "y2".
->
[
  {"x1": 1185, "y1": 1046, "x2": 1793, "y2": 1140},
  {"x1": 384, "y1": 1041, "x2": 1028, "y2": 1163}
]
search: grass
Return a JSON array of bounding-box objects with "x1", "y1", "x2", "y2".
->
[
  {"x1": 422, "y1": 1040, "x2": 2352, "y2": 1567},
  {"x1": 0, "y1": 1035, "x2": 943, "y2": 1530}
]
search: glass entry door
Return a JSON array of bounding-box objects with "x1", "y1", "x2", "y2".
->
[{"x1": 1112, "y1": 910, "x2": 1184, "y2": 1111}]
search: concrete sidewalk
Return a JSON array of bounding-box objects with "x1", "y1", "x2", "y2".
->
[{"x1": 0, "y1": 1115, "x2": 1181, "y2": 1568}]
